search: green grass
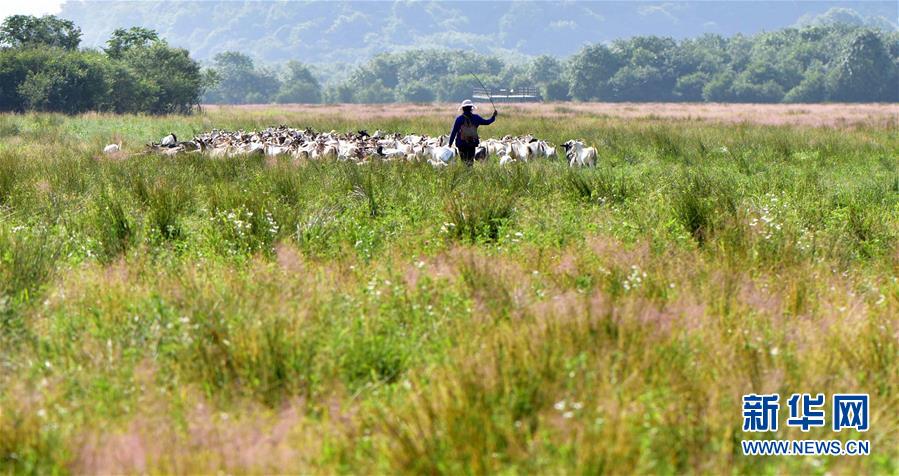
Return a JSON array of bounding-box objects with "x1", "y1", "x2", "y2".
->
[{"x1": 0, "y1": 109, "x2": 897, "y2": 474}]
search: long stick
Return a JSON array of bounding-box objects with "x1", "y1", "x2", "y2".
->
[{"x1": 470, "y1": 72, "x2": 497, "y2": 113}]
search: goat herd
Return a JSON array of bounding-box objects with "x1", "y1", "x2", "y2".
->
[{"x1": 127, "y1": 126, "x2": 598, "y2": 168}]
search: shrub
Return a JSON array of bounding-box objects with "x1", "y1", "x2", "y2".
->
[{"x1": 444, "y1": 189, "x2": 516, "y2": 243}]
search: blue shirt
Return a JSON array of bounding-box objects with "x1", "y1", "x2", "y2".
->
[{"x1": 449, "y1": 112, "x2": 496, "y2": 146}]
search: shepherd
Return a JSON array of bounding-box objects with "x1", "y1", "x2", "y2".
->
[{"x1": 449, "y1": 99, "x2": 497, "y2": 166}]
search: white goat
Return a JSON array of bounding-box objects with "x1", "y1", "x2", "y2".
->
[
  {"x1": 562, "y1": 140, "x2": 597, "y2": 167},
  {"x1": 484, "y1": 139, "x2": 504, "y2": 156},
  {"x1": 380, "y1": 147, "x2": 407, "y2": 160},
  {"x1": 534, "y1": 140, "x2": 557, "y2": 160},
  {"x1": 265, "y1": 144, "x2": 290, "y2": 157},
  {"x1": 512, "y1": 142, "x2": 532, "y2": 162}
]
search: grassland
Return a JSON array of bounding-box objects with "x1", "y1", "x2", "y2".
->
[{"x1": 0, "y1": 104, "x2": 897, "y2": 474}]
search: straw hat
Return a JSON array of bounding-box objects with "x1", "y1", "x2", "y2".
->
[{"x1": 458, "y1": 99, "x2": 477, "y2": 110}]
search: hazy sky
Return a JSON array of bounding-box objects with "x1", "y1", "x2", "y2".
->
[
  {"x1": 6, "y1": 1, "x2": 898, "y2": 26},
  {"x1": 1, "y1": 0, "x2": 64, "y2": 21}
]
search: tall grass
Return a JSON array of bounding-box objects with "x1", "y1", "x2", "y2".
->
[
  {"x1": 0, "y1": 153, "x2": 18, "y2": 205},
  {"x1": 93, "y1": 189, "x2": 134, "y2": 261},
  {"x1": 0, "y1": 108, "x2": 896, "y2": 475},
  {"x1": 444, "y1": 190, "x2": 516, "y2": 243}
]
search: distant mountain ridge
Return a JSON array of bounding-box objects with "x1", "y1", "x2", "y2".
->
[{"x1": 58, "y1": 1, "x2": 897, "y2": 64}]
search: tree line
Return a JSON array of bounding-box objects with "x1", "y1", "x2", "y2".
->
[
  {"x1": 0, "y1": 16, "x2": 210, "y2": 114},
  {"x1": 1, "y1": 15, "x2": 896, "y2": 115},
  {"x1": 314, "y1": 24, "x2": 897, "y2": 104},
  {"x1": 174, "y1": 21, "x2": 899, "y2": 105}
]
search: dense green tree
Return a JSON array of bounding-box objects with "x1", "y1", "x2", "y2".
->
[
  {"x1": 395, "y1": 51, "x2": 451, "y2": 85},
  {"x1": 324, "y1": 83, "x2": 355, "y2": 104},
  {"x1": 274, "y1": 61, "x2": 322, "y2": 103},
  {"x1": 528, "y1": 55, "x2": 563, "y2": 84},
  {"x1": 730, "y1": 76, "x2": 786, "y2": 103},
  {"x1": 0, "y1": 15, "x2": 81, "y2": 50},
  {"x1": 354, "y1": 80, "x2": 395, "y2": 103},
  {"x1": 105, "y1": 27, "x2": 159, "y2": 59},
  {"x1": 0, "y1": 49, "x2": 33, "y2": 110},
  {"x1": 674, "y1": 34, "x2": 729, "y2": 76},
  {"x1": 542, "y1": 79, "x2": 570, "y2": 101},
  {"x1": 365, "y1": 55, "x2": 402, "y2": 89},
  {"x1": 204, "y1": 52, "x2": 281, "y2": 104},
  {"x1": 118, "y1": 41, "x2": 204, "y2": 113},
  {"x1": 568, "y1": 44, "x2": 621, "y2": 100},
  {"x1": 702, "y1": 69, "x2": 736, "y2": 102},
  {"x1": 607, "y1": 37, "x2": 679, "y2": 101},
  {"x1": 334, "y1": 49, "x2": 508, "y2": 103},
  {"x1": 784, "y1": 63, "x2": 828, "y2": 102},
  {"x1": 827, "y1": 31, "x2": 897, "y2": 102},
  {"x1": 674, "y1": 72, "x2": 710, "y2": 101},
  {"x1": 0, "y1": 48, "x2": 104, "y2": 112},
  {"x1": 506, "y1": 71, "x2": 534, "y2": 90},
  {"x1": 16, "y1": 50, "x2": 108, "y2": 113},
  {"x1": 100, "y1": 61, "x2": 146, "y2": 113},
  {"x1": 449, "y1": 54, "x2": 504, "y2": 78},
  {"x1": 436, "y1": 76, "x2": 477, "y2": 103},
  {"x1": 725, "y1": 34, "x2": 755, "y2": 72},
  {"x1": 397, "y1": 81, "x2": 436, "y2": 102}
]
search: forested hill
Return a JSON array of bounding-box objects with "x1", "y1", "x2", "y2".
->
[{"x1": 58, "y1": 1, "x2": 897, "y2": 64}]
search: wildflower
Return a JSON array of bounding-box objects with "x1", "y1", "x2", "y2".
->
[{"x1": 554, "y1": 400, "x2": 566, "y2": 411}]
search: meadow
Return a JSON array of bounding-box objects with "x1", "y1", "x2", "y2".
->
[{"x1": 0, "y1": 103, "x2": 897, "y2": 474}]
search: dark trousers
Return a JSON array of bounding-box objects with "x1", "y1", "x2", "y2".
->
[{"x1": 458, "y1": 142, "x2": 477, "y2": 166}]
